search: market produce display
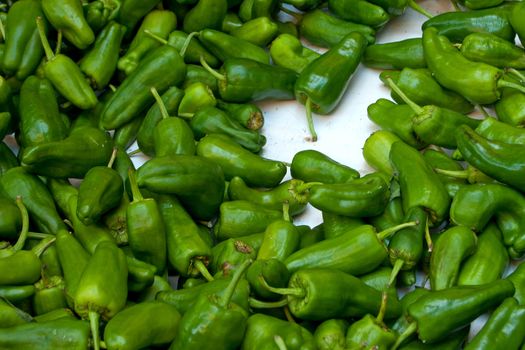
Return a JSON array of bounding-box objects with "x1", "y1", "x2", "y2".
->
[{"x1": 1, "y1": 0, "x2": 525, "y2": 349}]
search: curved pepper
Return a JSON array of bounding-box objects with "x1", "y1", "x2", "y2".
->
[
  {"x1": 461, "y1": 32, "x2": 525, "y2": 69},
  {"x1": 238, "y1": 0, "x2": 279, "y2": 21},
  {"x1": 362, "y1": 130, "x2": 402, "y2": 178},
  {"x1": 183, "y1": 65, "x2": 219, "y2": 94},
  {"x1": 178, "y1": 82, "x2": 216, "y2": 117},
  {"x1": 328, "y1": 0, "x2": 390, "y2": 27},
  {"x1": 456, "y1": 125, "x2": 525, "y2": 193},
  {"x1": 323, "y1": 212, "x2": 365, "y2": 239},
  {"x1": 117, "y1": 0, "x2": 161, "y2": 31},
  {"x1": 295, "y1": 32, "x2": 367, "y2": 141},
  {"x1": 309, "y1": 173, "x2": 390, "y2": 217},
  {"x1": 364, "y1": 38, "x2": 425, "y2": 69},
  {"x1": 231, "y1": 17, "x2": 278, "y2": 47},
  {"x1": 475, "y1": 116, "x2": 525, "y2": 145},
  {"x1": 246, "y1": 258, "x2": 290, "y2": 300},
  {"x1": 183, "y1": 0, "x2": 227, "y2": 33},
  {"x1": 197, "y1": 133, "x2": 287, "y2": 188},
  {"x1": 216, "y1": 100, "x2": 264, "y2": 131},
  {"x1": 291, "y1": 149, "x2": 360, "y2": 184},
  {"x1": 211, "y1": 238, "x2": 256, "y2": 276},
  {"x1": 462, "y1": 0, "x2": 504, "y2": 9},
  {"x1": 450, "y1": 183, "x2": 525, "y2": 258},
  {"x1": 136, "y1": 154, "x2": 225, "y2": 220},
  {"x1": 299, "y1": 9, "x2": 376, "y2": 47},
  {"x1": 104, "y1": 301, "x2": 181, "y2": 350},
  {"x1": 42, "y1": 0, "x2": 94, "y2": 49},
  {"x1": 269, "y1": 33, "x2": 320, "y2": 74},
  {"x1": 21, "y1": 125, "x2": 113, "y2": 179}
]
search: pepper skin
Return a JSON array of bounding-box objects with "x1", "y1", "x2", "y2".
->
[
  {"x1": 364, "y1": 38, "x2": 425, "y2": 69},
  {"x1": 291, "y1": 149, "x2": 360, "y2": 184},
  {"x1": 328, "y1": 0, "x2": 390, "y2": 27},
  {"x1": 314, "y1": 319, "x2": 348, "y2": 350},
  {"x1": 461, "y1": 32, "x2": 525, "y2": 69},
  {"x1": 270, "y1": 34, "x2": 320, "y2": 74},
  {"x1": 183, "y1": 0, "x2": 227, "y2": 33}
]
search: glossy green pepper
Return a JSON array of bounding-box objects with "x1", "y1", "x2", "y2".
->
[
  {"x1": 100, "y1": 44, "x2": 186, "y2": 130},
  {"x1": 20, "y1": 125, "x2": 113, "y2": 179},
  {"x1": 113, "y1": 117, "x2": 143, "y2": 151},
  {"x1": 32, "y1": 276, "x2": 68, "y2": 315},
  {"x1": 475, "y1": 116, "x2": 525, "y2": 145},
  {"x1": 177, "y1": 82, "x2": 216, "y2": 117},
  {"x1": 104, "y1": 301, "x2": 181, "y2": 350},
  {"x1": 79, "y1": 21, "x2": 126, "y2": 90},
  {"x1": 291, "y1": 149, "x2": 360, "y2": 184},
  {"x1": 300, "y1": 9, "x2": 375, "y2": 49},
  {"x1": 346, "y1": 314, "x2": 397, "y2": 350},
  {"x1": 496, "y1": 89, "x2": 525, "y2": 127},
  {"x1": 199, "y1": 29, "x2": 269, "y2": 65},
  {"x1": 422, "y1": 148, "x2": 467, "y2": 198},
  {"x1": 323, "y1": 212, "x2": 365, "y2": 239},
  {"x1": 0, "y1": 285, "x2": 36, "y2": 303},
  {"x1": 231, "y1": 17, "x2": 279, "y2": 47},
  {"x1": 216, "y1": 100, "x2": 264, "y2": 131},
  {"x1": 295, "y1": 32, "x2": 367, "y2": 141},
  {"x1": 183, "y1": 64, "x2": 219, "y2": 95},
  {"x1": 238, "y1": 0, "x2": 279, "y2": 21},
  {"x1": 507, "y1": 263, "x2": 525, "y2": 305},
  {"x1": 308, "y1": 173, "x2": 390, "y2": 217},
  {"x1": 42, "y1": 0, "x2": 94, "y2": 49},
  {"x1": 328, "y1": 0, "x2": 390, "y2": 27},
  {"x1": 83, "y1": 0, "x2": 121, "y2": 33},
  {"x1": 74, "y1": 241, "x2": 127, "y2": 350},
  {"x1": 183, "y1": 0, "x2": 227, "y2": 33},
  {"x1": 269, "y1": 33, "x2": 320, "y2": 74},
  {"x1": 163, "y1": 30, "x2": 220, "y2": 67},
  {"x1": 246, "y1": 258, "x2": 290, "y2": 301},
  {"x1": 510, "y1": 2, "x2": 525, "y2": 44},
  {"x1": 364, "y1": 38, "x2": 425, "y2": 69},
  {"x1": 117, "y1": 0, "x2": 161, "y2": 31},
  {"x1": 118, "y1": 10, "x2": 177, "y2": 75},
  {"x1": 211, "y1": 238, "x2": 256, "y2": 276},
  {"x1": 36, "y1": 17, "x2": 98, "y2": 110},
  {"x1": 2, "y1": 0, "x2": 47, "y2": 80},
  {"x1": 362, "y1": 130, "x2": 403, "y2": 178},
  {"x1": 136, "y1": 155, "x2": 225, "y2": 220},
  {"x1": 314, "y1": 319, "x2": 348, "y2": 350},
  {"x1": 461, "y1": 32, "x2": 525, "y2": 69},
  {"x1": 197, "y1": 133, "x2": 287, "y2": 188}
]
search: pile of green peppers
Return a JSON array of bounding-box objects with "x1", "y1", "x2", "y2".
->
[{"x1": 1, "y1": 0, "x2": 525, "y2": 348}]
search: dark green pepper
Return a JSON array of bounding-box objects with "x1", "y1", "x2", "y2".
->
[
  {"x1": 117, "y1": 0, "x2": 161, "y2": 31},
  {"x1": 364, "y1": 38, "x2": 425, "y2": 69},
  {"x1": 183, "y1": 65, "x2": 219, "y2": 94},
  {"x1": 314, "y1": 319, "x2": 348, "y2": 350},
  {"x1": 183, "y1": 0, "x2": 227, "y2": 33},
  {"x1": 164, "y1": 30, "x2": 220, "y2": 67},
  {"x1": 83, "y1": 0, "x2": 120, "y2": 33},
  {"x1": 291, "y1": 149, "x2": 360, "y2": 184},
  {"x1": 346, "y1": 314, "x2": 397, "y2": 350},
  {"x1": 323, "y1": 212, "x2": 366, "y2": 239},
  {"x1": 231, "y1": 17, "x2": 279, "y2": 47},
  {"x1": 0, "y1": 197, "x2": 21, "y2": 241},
  {"x1": 216, "y1": 100, "x2": 264, "y2": 131},
  {"x1": 211, "y1": 238, "x2": 256, "y2": 276}
]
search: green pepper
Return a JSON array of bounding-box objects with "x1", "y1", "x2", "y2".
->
[
  {"x1": 282, "y1": 0, "x2": 322, "y2": 10},
  {"x1": 169, "y1": 260, "x2": 251, "y2": 350},
  {"x1": 422, "y1": 4, "x2": 515, "y2": 42},
  {"x1": 79, "y1": 21, "x2": 126, "y2": 90},
  {"x1": 183, "y1": 65, "x2": 219, "y2": 94},
  {"x1": 42, "y1": 0, "x2": 94, "y2": 49},
  {"x1": 422, "y1": 148, "x2": 467, "y2": 198},
  {"x1": 32, "y1": 276, "x2": 68, "y2": 315},
  {"x1": 214, "y1": 200, "x2": 283, "y2": 241},
  {"x1": 398, "y1": 327, "x2": 469, "y2": 350},
  {"x1": 380, "y1": 68, "x2": 474, "y2": 114},
  {"x1": 314, "y1": 319, "x2": 348, "y2": 350},
  {"x1": 104, "y1": 301, "x2": 181, "y2": 350},
  {"x1": 199, "y1": 29, "x2": 270, "y2": 65},
  {"x1": 74, "y1": 241, "x2": 127, "y2": 350},
  {"x1": 429, "y1": 226, "x2": 477, "y2": 290},
  {"x1": 284, "y1": 222, "x2": 416, "y2": 276},
  {"x1": 456, "y1": 125, "x2": 525, "y2": 193},
  {"x1": 18, "y1": 76, "x2": 68, "y2": 149},
  {"x1": 0, "y1": 285, "x2": 36, "y2": 303},
  {"x1": 100, "y1": 44, "x2": 186, "y2": 130},
  {"x1": 0, "y1": 167, "x2": 68, "y2": 234},
  {"x1": 362, "y1": 130, "x2": 403, "y2": 178},
  {"x1": 2, "y1": 0, "x2": 47, "y2": 80},
  {"x1": 136, "y1": 86, "x2": 184, "y2": 156},
  {"x1": 36, "y1": 17, "x2": 98, "y2": 110},
  {"x1": 183, "y1": 0, "x2": 227, "y2": 33},
  {"x1": 458, "y1": 224, "x2": 508, "y2": 286},
  {"x1": 246, "y1": 258, "x2": 290, "y2": 301},
  {"x1": 450, "y1": 182, "x2": 525, "y2": 259},
  {"x1": 157, "y1": 277, "x2": 250, "y2": 314},
  {"x1": 177, "y1": 82, "x2": 216, "y2": 117},
  {"x1": 269, "y1": 33, "x2": 320, "y2": 74},
  {"x1": 216, "y1": 100, "x2": 264, "y2": 131},
  {"x1": 291, "y1": 149, "x2": 360, "y2": 184},
  {"x1": 328, "y1": 0, "x2": 390, "y2": 27},
  {"x1": 231, "y1": 17, "x2": 278, "y2": 47},
  {"x1": 33, "y1": 308, "x2": 76, "y2": 322},
  {"x1": 189, "y1": 106, "x2": 265, "y2": 153},
  {"x1": 113, "y1": 117, "x2": 143, "y2": 151},
  {"x1": 323, "y1": 212, "x2": 365, "y2": 239},
  {"x1": 117, "y1": 0, "x2": 161, "y2": 31},
  {"x1": 221, "y1": 12, "x2": 243, "y2": 33},
  {"x1": 77, "y1": 149, "x2": 123, "y2": 225},
  {"x1": 299, "y1": 224, "x2": 325, "y2": 249},
  {"x1": 261, "y1": 268, "x2": 402, "y2": 320},
  {"x1": 238, "y1": 0, "x2": 279, "y2": 21},
  {"x1": 228, "y1": 176, "x2": 309, "y2": 216},
  {"x1": 0, "y1": 298, "x2": 32, "y2": 328},
  {"x1": 164, "y1": 30, "x2": 220, "y2": 67},
  {"x1": 0, "y1": 197, "x2": 21, "y2": 241},
  {"x1": 295, "y1": 32, "x2": 367, "y2": 141},
  {"x1": 118, "y1": 10, "x2": 177, "y2": 76},
  {"x1": 496, "y1": 89, "x2": 525, "y2": 127},
  {"x1": 211, "y1": 238, "x2": 256, "y2": 276},
  {"x1": 308, "y1": 173, "x2": 390, "y2": 217},
  {"x1": 299, "y1": 9, "x2": 376, "y2": 47},
  {"x1": 462, "y1": 0, "x2": 504, "y2": 9},
  {"x1": 20, "y1": 125, "x2": 113, "y2": 179},
  {"x1": 127, "y1": 168, "x2": 166, "y2": 275},
  {"x1": 346, "y1": 314, "x2": 397, "y2": 350},
  {"x1": 460, "y1": 32, "x2": 525, "y2": 69},
  {"x1": 364, "y1": 38, "x2": 424, "y2": 69},
  {"x1": 135, "y1": 274, "x2": 173, "y2": 302},
  {"x1": 155, "y1": 193, "x2": 213, "y2": 279},
  {"x1": 197, "y1": 133, "x2": 287, "y2": 188},
  {"x1": 390, "y1": 140, "x2": 450, "y2": 224},
  {"x1": 395, "y1": 279, "x2": 515, "y2": 345},
  {"x1": 465, "y1": 297, "x2": 525, "y2": 350},
  {"x1": 510, "y1": 2, "x2": 525, "y2": 44},
  {"x1": 507, "y1": 263, "x2": 525, "y2": 305},
  {"x1": 83, "y1": 0, "x2": 121, "y2": 33},
  {"x1": 203, "y1": 58, "x2": 297, "y2": 103},
  {"x1": 136, "y1": 155, "x2": 225, "y2": 220},
  {"x1": 0, "y1": 318, "x2": 90, "y2": 349},
  {"x1": 475, "y1": 116, "x2": 525, "y2": 145}
]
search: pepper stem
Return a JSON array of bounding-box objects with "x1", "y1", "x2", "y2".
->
[
  {"x1": 0, "y1": 17, "x2": 5, "y2": 41},
  {"x1": 388, "y1": 259, "x2": 405, "y2": 288},
  {"x1": 200, "y1": 56, "x2": 225, "y2": 81},
  {"x1": 32, "y1": 236, "x2": 56, "y2": 258},
  {"x1": 193, "y1": 259, "x2": 214, "y2": 282},
  {"x1": 385, "y1": 78, "x2": 424, "y2": 115},
  {"x1": 274, "y1": 335, "x2": 288, "y2": 350},
  {"x1": 13, "y1": 196, "x2": 29, "y2": 252},
  {"x1": 179, "y1": 32, "x2": 198, "y2": 58},
  {"x1": 107, "y1": 148, "x2": 118, "y2": 169},
  {"x1": 258, "y1": 275, "x2": 306, "y2": 297},
  {"x1": 27, "y1": 232, "x2": 54, "y2": 240},
  {"x1": 220, "y1": 259, "x2": 252, "y2": 307},
  {"x1": 305, "y1": 97, "x2": 318, "y2": 142},
  {"x1": 108, "y1": 84, "x2": 117, "y2": 92},
  {"x1": 294, "y1": 181, "x2": 323, "y2": 193},
  {"x1": 283, "y1": 202, "x2": 290, "y2": 222},
  {"x1": 36, "y1": 17, "x2": 55, "y2": 61},
  {"x1": 127, "y1": 149, "x2": 142, "y2": 157},
  {"x1": 249, "y1": 297, "x2": 288, "y2": 309},
  {"x1": 99, "y1": 341, "x2": 107, "y2": 349},
  {"x1": 376, "y1": 291, "x2": 389, "y2": 323},
  {"x1": 391, "y1": 321, "x2": 417, "y2": 350},
  {"x1": 408, "y1": 0, "x2": 433, "y2": 18},
  {"x1": 377, "y1": 221, "x2": 418, "y2": 241},
  {"x1": 55, "y1": 30, "x2": 63, "y2": 56},
  {"x1": 498, "y1": 79, "x2": 525, "y2": 94},
  {"x1": 150, "y1": 87, "x2": 170, "y2": 120},
  {"x1": 506, "y1": 68, "x2": 525, "y2": 84},
  {"x1": 434, "y1": 168, "x2": 468, "y2": 179},
  {"x1": 143, "y1": 29, "x2": 168, "y2": 45},
  {"x1": 127, "y1": 168, "x2": 143, "y2": 202},
  {"x1": 284, "y1": 306, "x2": 296, "y2": 323},
  {"x1": 89, "y1": 310, "x2": 101, "y2": 350},
  {"x1": 424, "y1": 216, "x2": 433, "y2": 252}
]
